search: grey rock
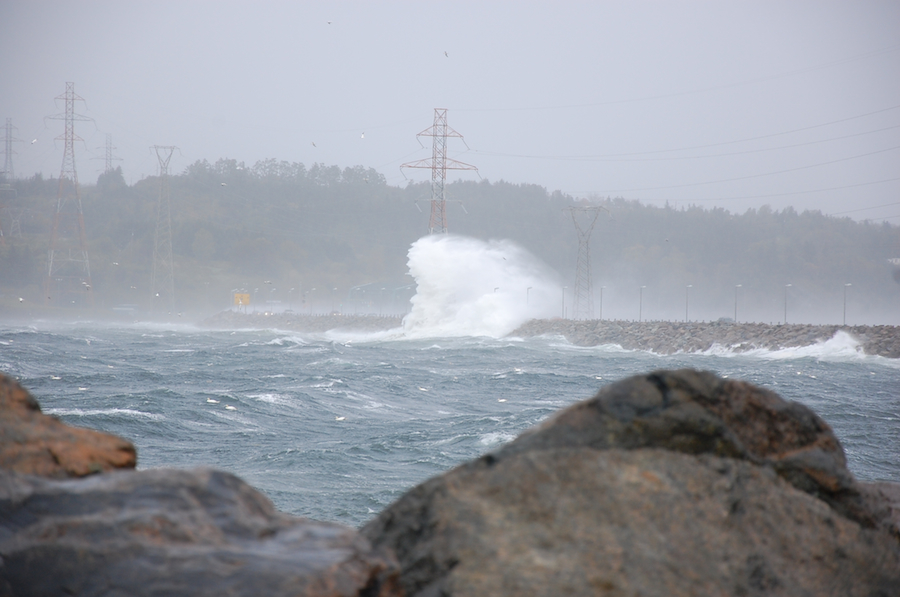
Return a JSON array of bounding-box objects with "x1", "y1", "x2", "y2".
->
[
  {"x1": 363, "y1": 369, "x2": 900, "y2": 597},
  {"x1": 0, "y1": 467, "x2": 401, "y2": 597}
]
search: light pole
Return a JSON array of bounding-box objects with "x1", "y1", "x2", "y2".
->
[
  {"x1": 308, "y1": 288, "x2": 316, "y2": 314},
  {"x1": 599, "y1": 286, "x2": 605, "y2": 321},
  {"x1": 562, "y1": 286, "x2": 568, "y2": 319},
  {"x1": 331, "y1": 287, "x2": 338, "y2": 313},
  {"x1": 288, "y1": 287, "x2": 295, "y2": 311},
  {"x1": 494, "y1": 287, "x2": 499, "y2": 293},
  {"x1": 843, "y1": 283, "x2": 851, "y2": 326},
  {"x1": 380, "y1": 287, "x2": 385, "y2": 316},
  {"x1": 784, "y1": 284, "x2": 792, "y2": 324},
  {"x1": 639, "y1": 286, "x2": 646, "y2": 322},
  {"x1": 734, "y1": 284, "x2": 742, "y2": 323},
  {"x1": 685, "y1": 284, "x2": 692, "y2": 323},
  {"x1": 526, "y1": 286, "x2": 532, "y2": 305}
]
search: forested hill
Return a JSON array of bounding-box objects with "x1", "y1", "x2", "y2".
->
[{"x1": 1, "y1": 158, "x2": 898, "y2": 323}]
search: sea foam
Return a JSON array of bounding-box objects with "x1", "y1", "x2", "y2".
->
[{"x1": 401, "y1": 235, "x2": 560, "y2": 338}]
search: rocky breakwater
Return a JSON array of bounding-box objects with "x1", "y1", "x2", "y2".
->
[
  {"x1": 364, "y1": 369, "x2": 900, "y2": 596},
  {"x1": 0, "y1": 372, "x2": 401, "y2": 597},
  {"x1": 200, "y1": 310, "x2": 404, "y2": 334},
  {"x1": 511, "y1": 318, "x2": 900, "y2": 358}
]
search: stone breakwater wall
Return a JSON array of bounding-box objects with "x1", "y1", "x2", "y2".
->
[
  {"x1": 510, "y1": 319, "x2": 900, "y2": 358},
  {"x1": 200, "y1": 310, "x2": 404, "y2": 333}
]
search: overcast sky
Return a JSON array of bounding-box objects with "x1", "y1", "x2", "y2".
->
[{"x1": 2, "y1": 1, "x2": 899, "y2": 222}]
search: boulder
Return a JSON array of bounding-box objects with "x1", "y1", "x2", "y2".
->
[
  {"x1": 0, "y1": 372, "x2": 136, "y2": 477},
  {"x1": 0, "y1": 467, "x2": 401, "y2": 597},
  {"x1": 363, "y1": 369, "x2": 900, "y2": 597}
]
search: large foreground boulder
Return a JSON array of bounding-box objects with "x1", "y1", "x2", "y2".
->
[
  {"x1": 0, "y1": 468, "x2": 401, "y2": 597},
  {"x1": 363, "y1": 369, "x2": 900, "y2": 596},
  {"x1": 0, "y1": 372, "x2": 136, "y2": 477}
]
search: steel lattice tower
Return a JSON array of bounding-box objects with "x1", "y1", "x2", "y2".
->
[
  {"x1": 2, "y1": 118, "x2": 22, "y2": 180},
  {"x1": 151, "y1": 146, "x2": 176, "y2": 313},
  {"x1": 103, "y1": 134, "x2": 122, "y2": 173},
  {"x1": 565, "y1": 206, "x2": 608, "y2": 320},
  {"x1": 401, "y1": 108, "x2": 477, "y2": 234},
  {"x1": 45, "y1": 83, "x2": 94, "y2": 306}
]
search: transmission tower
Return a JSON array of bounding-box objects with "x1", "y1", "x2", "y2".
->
[
  {"x1": 565, "y1": 205, "x2": 609, "y2": 320},
  {"x1": 401, "y1": 108, "x2": 478, "y2": 234},
  {"x1": 45, "y1": 82, "x2": 94, "y2": 306},
  {"x1": 151, "y1": 145, "x2": 176, "y2": 313},
  {"x1": 1, "y1": 118, "x2": 23, "y2": 180},
  {"x1": 100, "y1": 133, "x2": 122, "y2": 174}
]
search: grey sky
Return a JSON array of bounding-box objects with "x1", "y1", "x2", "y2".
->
[{"x1": 2, "y1": 1, "x2": 899, "y2": 222}]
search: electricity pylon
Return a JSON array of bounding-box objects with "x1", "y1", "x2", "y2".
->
[
  {"x1": 1, "y1": 118, "x2": 23, "y2": 180},
  {"x1": 565, "y1": 205, "x2": 609, "y2": 320},
  {"x1": 401, "y1": 108, "x2": 478, "y2": 234},
  {"x1": 150, "y1": 146, "x2": 176, "y2": 314},
  {"x1": 45, "y1": 83, "x2": 94, "y2": 306}
]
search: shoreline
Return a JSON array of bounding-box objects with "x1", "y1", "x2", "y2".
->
[{"x1": 198, "y1": 310, "x2": 900, "y2": 358}]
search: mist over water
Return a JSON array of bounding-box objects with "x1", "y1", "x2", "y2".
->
[{"x1": 401, "y1": 235, "x2": 561, "y2": 338}]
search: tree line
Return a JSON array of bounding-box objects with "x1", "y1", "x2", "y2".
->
[{"x1": 1, "y1": 159, "x2": 897, "y2": 323}]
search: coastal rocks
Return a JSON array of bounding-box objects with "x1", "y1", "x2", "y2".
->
[
  {"x1": 362, "y1": 369, "x2": 900, "y2": 596},
  {"x1": 0, "y1": 467, "x2": 401, "y2": 597},
  {"x1": 511, "y1": 318, "x2": 900, "y2": 358},
  {"x1": 0, "y1": 372, "x2": 136, "y2": 477}
]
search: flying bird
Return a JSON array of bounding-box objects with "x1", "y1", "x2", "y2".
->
[
  {"x1": 361, "y1": 132, "x2": 365, "y2": 139},
  {"x1": 31, "y1": 139, "x2": 37, "y2": 144},
  {"x1": 220, "y1": 182, "x2": 227, "y2": 186},
  {"x1": 18, "y1": 297, "x2": 23, "y2": 303},
  {"x1": 311, "y1": 141, "x2": 316, "y2": 147},
  {"x1": 444, "y1": 51, "x2": 449, "y2": 57}
]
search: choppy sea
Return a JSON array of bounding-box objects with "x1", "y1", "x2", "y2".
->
[{"x1": 1, "y1": 320, "x2": 898, "y2": 527}]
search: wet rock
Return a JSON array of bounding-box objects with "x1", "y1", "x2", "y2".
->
[
  {"x1": 0, "y1": 467, "x2": 402, "y2": 597},
  {"x1": 0, "y1": 372, "x2": 136, "y2": 477},
  {"x1": 363, "y1": 369, "x2": 900, "y2": 597}
]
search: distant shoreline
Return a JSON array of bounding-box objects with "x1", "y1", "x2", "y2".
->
[{"x1": 198, "y1": 310, "x2": 900, "y2": 358}]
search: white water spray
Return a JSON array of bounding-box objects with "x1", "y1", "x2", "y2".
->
[{"x1": 401, "y1": 235, "x2": 561, "y2": 338}]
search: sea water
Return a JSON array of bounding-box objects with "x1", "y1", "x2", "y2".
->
[{"x1": 1, "y1": 235, "x2": 898, "y2": 527}]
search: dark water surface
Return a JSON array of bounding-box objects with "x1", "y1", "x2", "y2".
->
[{"x1": 2, "y1": 321, "x2": 897, "y2": 526}]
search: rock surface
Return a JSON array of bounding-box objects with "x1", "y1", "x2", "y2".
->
[
  {"x1": 0, "y1": 467, "x2": 401, "y2": 597},
  {"x1": 363, "y1": 369, "x2": 900, "y2": 597},
  {"x1": 511, "y1": 318, "x2": 900, "y2": 358},
  {"x1": 0, "y1": 372, "x2": 136, "y2": 477}
]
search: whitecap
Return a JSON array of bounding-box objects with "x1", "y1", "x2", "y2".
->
[{"x1": 45, "y1": 408, "x2": 164, "y2": 421}]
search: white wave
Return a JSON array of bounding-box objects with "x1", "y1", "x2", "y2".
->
[
  {"x1": 479, "y1": 431, "x2": 517, "y2": 446},
  {"x1": 702, "y1": 330, "x2": 874, "y2": 362},
  {"x1": 45, "y1": 407, "x2": 164, "y2": 421},
  {"x1": 266, "y1": 336, "x2": 309, "y2": 347},
  {"x1": 400, "y1": 235, "x2": 560, "y2": 339},
  {"x1": 247, "y1": 393, "x2": 287, "y2": 404}
]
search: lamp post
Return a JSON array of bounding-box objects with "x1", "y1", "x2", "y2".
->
[
  {"x1": 599, "y1": 286, "x2": 605, "y2": 321},
  {"x1": 331, "y1": 287, "x2": 338, "y2": 313},
  {"x1": 562, "y1": 286, "x2": 568, "y2": 319},
  {"x1": 784, "y1": 284, "x2": 792, "y2": 324},
  {"x1": 734, "y1": 284, "x2": 742, "y2": 323},
  {"x1": 307, "y1": 288, "x2": 316, "y2": 314},
  {"x1": 494, "y1": 287, "x2": 499, "y2": 293},
  {"x1": 288, "y1": 287, "x2": 295, "y2": 311},
  {"x1": 639, "y1": 286, "x2": 646, "y2": 322},
  {"x1": 526, "y1": 286, "x2": 532, "y2": 306},
  {"x1": 380, "y1": 287, "x2": 385, "y2": 316},
  {"x1": 843, "y1": 283, "x2": 851, "y2": 326},
  {"x1": 685, "y1": 284, "x2": 692, "y2": 323}
]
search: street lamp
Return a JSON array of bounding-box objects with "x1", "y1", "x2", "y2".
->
[
  {"x1": 331, "y1": 287, "x2": 338, "y2": 313},
  {"x1": 526, "y1": 286, "x2": 532, "y2": 305},
  {"x1": 843, "y1": 283, "x2": 852, "y2": 326},
  {"x1": 562, "y1": 286, "x2": 568, "y2": 319},
  {"x1": 734, "y1": 284, "x2": 742, "y2": 323},
  {"x1": 307, "y1": 288, "x2": 316, "y2": 314},
  {"x1": 599, "y1": 286, "x2": 605, "y2": 321},
  {"x1": 639, "y1": 286, "x2": 646, "y2": 322},
  {"x1": 685, "y1": 284, "x2": 692, "y2": 323},
  {"x1": 784, "y1": 284, "x2": 792, "y2": 324},
  {"x1": 288, "y1": 287, "x2": 295, "y2": 311},
  {"x1": 494, "y1": 287, "x2": 499, "y2": 293}
]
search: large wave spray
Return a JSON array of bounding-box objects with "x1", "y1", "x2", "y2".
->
[{"x1": 402, "y1": 235, "x2": 561, "y2": 338}]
